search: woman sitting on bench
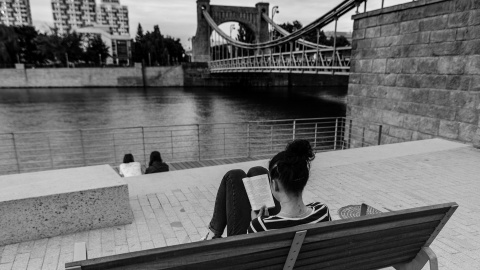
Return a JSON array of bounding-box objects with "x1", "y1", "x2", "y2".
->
[{"x1": 203, "y1": 139, "x2": 332, "y2": 239}]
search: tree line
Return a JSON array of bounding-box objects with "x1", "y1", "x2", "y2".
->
[
  {"x1": 0, "y1": 24, "x2": 187, "y2": 68},
  {"x1": 133, "y1": 24, "x2": 188, "y2": 66},
  {"x1": 0, "y1": 25, "x2": 110, "y2": 67}
]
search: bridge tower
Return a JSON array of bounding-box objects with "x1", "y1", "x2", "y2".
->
[{"x1": 192, "y1": 0, "x2": 269, "y2": 62}]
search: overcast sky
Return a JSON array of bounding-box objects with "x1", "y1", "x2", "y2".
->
[{"x1": 31, "y1": 0, "x2": 410, "y2": 48}]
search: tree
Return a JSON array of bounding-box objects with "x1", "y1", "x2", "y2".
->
[
  {"x1": 236, "y1": 23, "x2": 255, "y2": 44},
  {"x1": 132, "y1": 24, "x2": 185, "y2": 66},
  {"x1": 36, "y1": 28, "x2": 84, "y2": 66},
  {"x1": 0, "y1": 25, "x2": 18, "y2": 66},
  {"x1": 14, "y1": 25, "x2": 43, "y2": 64},
  {"x1": 133, "y1": 23, "x2": 144, "y2": 63},
  {"x1": 84, "y1": 35, "x2": 110, "y2": 65},
  {"x1": 135, "y1": 23, "x2": 144, "y2": 42},
  {"x1": 164, "y1": 36, "x2": 187, "y2": 64},
  {"x1": 61, "y1": 31, "x2": 83, "y2": 64}
]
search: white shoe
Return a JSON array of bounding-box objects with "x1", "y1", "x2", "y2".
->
[{"x1": 200, "y1": 231, "x2": 210, "y2": 241}]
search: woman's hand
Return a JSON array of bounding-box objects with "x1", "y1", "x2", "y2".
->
[{"x1": 251, "y1": 205, "x2": 269, "y2": 220}]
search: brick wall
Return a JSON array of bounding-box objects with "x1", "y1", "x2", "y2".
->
[{"x1": 347, "y1": 0, "x2": 480, "y2": 147}]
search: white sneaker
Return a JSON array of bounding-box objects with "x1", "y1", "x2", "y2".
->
[{"x1": 200, "y1": 231, "x2": 210, "y2": 241}]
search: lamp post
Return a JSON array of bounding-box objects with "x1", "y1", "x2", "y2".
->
[
  {"x1": 229, "y1": 24, "x2": 236, "y2": 38},
  {"x1": 271, "y1": 6, "x2": 279, "y2": 41},
  {"x1": 229, "y1": 25, "x2": 236, "y2": 58}
]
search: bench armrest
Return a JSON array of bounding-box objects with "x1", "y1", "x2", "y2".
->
[{"x1": 394, "y1": 247, "x2": 438, "y2": 270}]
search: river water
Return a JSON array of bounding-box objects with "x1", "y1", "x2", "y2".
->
[{"x1": 0, "y1": 86, "x2": 347, "y2": 133}]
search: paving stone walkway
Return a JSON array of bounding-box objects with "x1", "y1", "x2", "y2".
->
[{"x1": 1, "y1": 139, "x2": 479, "y2": 269}]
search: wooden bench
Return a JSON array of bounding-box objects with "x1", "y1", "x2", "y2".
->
[{"x1": 66, "y1": 202, "x2": 457, "y2": 270}]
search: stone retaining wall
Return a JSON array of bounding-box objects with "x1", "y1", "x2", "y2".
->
[
  {"x1": 347, "y1": 0, "x2": 480, "y2": 147},
  {"x1": 0, "y1": 66, "x2": 184, "y2": 88}
]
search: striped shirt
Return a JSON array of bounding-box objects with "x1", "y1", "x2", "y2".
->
[{"x1": 248, "y1": 202, "x2": 332, "y2": 234}]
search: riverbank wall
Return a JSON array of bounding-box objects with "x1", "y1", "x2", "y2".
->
[
  {"x1": 0, "y1": 65, "x2": 185, "y2": 88},
  {"x1": 0, "y1": 63, "x2": 348, "y2": 88}
]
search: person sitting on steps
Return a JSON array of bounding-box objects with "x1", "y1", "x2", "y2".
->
[
  {"x1": 145, "y1": 151, "x2": 169, "y2": 174},
  {"x1": 118, "y1": 153, "x2": 142, "y2": 177},
  {"x1": 203, "y1": 139, "x2": 331, "y2": 239}
]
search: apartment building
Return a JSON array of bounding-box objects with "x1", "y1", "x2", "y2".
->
[
  {"x1": 0, "y1": 0, "x2": 32, "y2": 26},
  {"x1": 51, "y1": 0, "x2": 97, "y2": 35},
  {"x1": 97, "y1": 0, "x2": 128, "y2": 35}
]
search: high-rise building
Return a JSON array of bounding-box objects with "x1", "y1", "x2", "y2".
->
[
  {"x1": 97, "y1": 0, "x2": 129, "y2": 35},
  {"x1": 0, "y1": 0, "x2": 32, "y2": 26},
  {"x1": 51, "y1": 0, "x2": 97, "y2": 35}
]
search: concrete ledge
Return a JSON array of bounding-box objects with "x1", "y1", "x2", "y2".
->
[
  {"x1": 125, "y1": 139, "x2": 468, "y2": 197},
  {"x1": 0, "y1": 165, "x2": 134, "y2": 246}
]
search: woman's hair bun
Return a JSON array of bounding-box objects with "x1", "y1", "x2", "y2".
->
[{"x1": 285, "y1": 139, "x2": 315, "y2": 162}]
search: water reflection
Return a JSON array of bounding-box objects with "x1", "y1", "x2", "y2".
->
[{"x1": 0, "y1": 86, "x2": 347, "y2": 133}]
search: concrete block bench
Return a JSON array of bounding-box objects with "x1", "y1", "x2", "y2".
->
[{"x1": 0, "y1": 165, "x2": 134, "y2": 246}]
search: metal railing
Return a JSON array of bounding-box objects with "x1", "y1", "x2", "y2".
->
[
  {"x1": 209, "y1": 47, "x2": 351, "y2": 74},
  {"x1": 0, "y1": 117, "x2": 386, "y2": 176}
]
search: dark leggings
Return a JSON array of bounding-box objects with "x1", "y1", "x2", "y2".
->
[{"x1": 208, "y1": 166, "x2": 281, "y2": 237}]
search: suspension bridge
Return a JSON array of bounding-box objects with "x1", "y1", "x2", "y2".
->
[{"x1": 192, "y1": 0, "x2": 369, "y2": 75}]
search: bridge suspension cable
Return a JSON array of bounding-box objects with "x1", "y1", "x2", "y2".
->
[{"x1": 203, "y1": 0, "x2": 365, "y2": 50}]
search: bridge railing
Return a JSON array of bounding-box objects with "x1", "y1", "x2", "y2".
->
[
  {"x1": 209, "y1": 47, "x2": 351, "y2": 74},
  {"x1": 0, "y1": 117, "x2": 388, "y2": 176}
]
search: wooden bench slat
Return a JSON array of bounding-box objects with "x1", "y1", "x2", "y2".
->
[
  {"x1": 301, "y1": 253, "x2": 418, "y2": 270},
  {"x1": 301, "y1": 222, "x2": 436, "y2": 253},
  {"x1": 289, "y1": 246, "x2": 420, "y2": 270},
  {"x1": 295, "y1": 240, "x2": 426, "y2": 268},
  {"x1": 303, "y1": 214, "x2": 444, "y2": 244}
]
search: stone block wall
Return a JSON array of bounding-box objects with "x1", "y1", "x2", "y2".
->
[{"x1": 347, "y1": 0, "x2": 480, "y2": 147}]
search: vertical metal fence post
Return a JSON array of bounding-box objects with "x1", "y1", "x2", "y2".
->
[
  {"x1": 381, "y1": 0, "x2": 385, "y2": 9},
  {"x1": 378, "y1": 125, "x2": 383, "y2": 145},
  {"x1": 270, "y1": 126, "x2": 274, "y2": 152},
  {"x1": 170, "y1": 130, "x2": 174, "y2": 160},
  {"x1": 112, "y1": 133, "x2": 117, "y2": 164},
  {"x1": 314, "y1": 123, "x2": 318, "y2": 149},
  {"x1": 141, "y1": 127, "x2": 146, "y2": 164},
  {"x1": 247, "y1": 123, "x2": 250, "y2": 158},
  {"x1": 362, "y1": 127, "x2": 365, "y2": 147},
  {"x1": 197, "y1": 124, "x2": 201, "y2": 161},
  {"x1": 79, "y1": 129, "x2": 86, "y2": 166},
  {"x1": 293, "y1": 120, "x2": 296, "y2": 140},
  {"x1": 348, "y1": 119, "x2": 353, "y2": 149},
  {"x1": 47, "y1": 136, "x2": 54, "y2": 169},
  {"x1": 12, "y1": 133, "x2": 20, "y2": 173},
  {"x1": 334, "y1": 119, "x2": 338, "y2": 150}
]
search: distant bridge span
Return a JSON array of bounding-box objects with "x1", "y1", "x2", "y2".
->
[{"x1": 193, "y1": 0, "x2": 369, "y2": 74}]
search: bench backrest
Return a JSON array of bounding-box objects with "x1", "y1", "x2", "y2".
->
[{"x1": 66, "y1": 202, "x2": 457, "y2": 270}]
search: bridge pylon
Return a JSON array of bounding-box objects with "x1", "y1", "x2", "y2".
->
[{"x1": 192, "y1": 0, "x2": 269, "y2": 62}]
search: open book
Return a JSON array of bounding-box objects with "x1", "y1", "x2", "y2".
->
[{"x1": 242, "y1": 174, "x2": 276, "y2": 211}]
